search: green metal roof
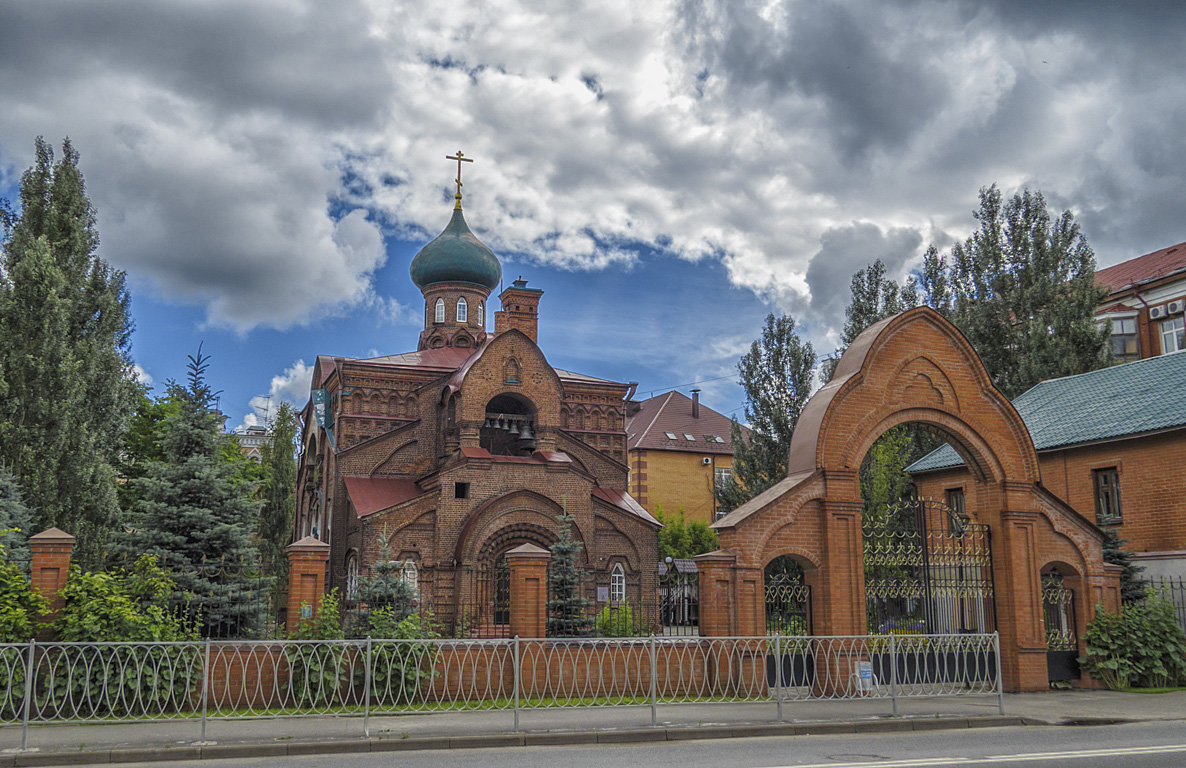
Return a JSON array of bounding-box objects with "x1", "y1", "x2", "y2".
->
[
  {"x1": 907, "y1": 352, "x2": 1186, "y2": 473},
  {"x1": 409, "y1": 207, "x2": 502, "y2": 290}
]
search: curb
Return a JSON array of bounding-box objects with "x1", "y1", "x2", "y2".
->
[{"x1": 0, "y1": 716, "x2": 1029, "y2": 766}]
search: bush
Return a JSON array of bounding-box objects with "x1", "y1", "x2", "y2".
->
[
  {"x1": 596, "y1": 603, "x2": 646, "y2": 637},
  {"x1": 43, "y1": 556, "x2": 199, "y2": 716},
  {"x1": 360, "y1": 607, "x2": 440, "y2": 705},
  {"x1": 1080, "y1": 590, "x2": 1186, "y2": 690},
  {"x1": 286, "y1": 589, "x2": 349, "y2": 708},
  {"x1": 0, "y1": 562, "x2": 47, "y2": 718}
]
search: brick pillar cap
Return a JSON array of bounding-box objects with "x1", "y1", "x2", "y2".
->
[
  {"x1": 29, "y1": 527, "x2": 76, "y2": 544},
  {"x1": 505, "y1": 542, "x2": 551, "y2": 559},
  {"x1": 286, "y1": 536, "x2": 331, "y2": 554},
  {"x1": 693, "y1": 549, "x2": 737, "y2": 564}
]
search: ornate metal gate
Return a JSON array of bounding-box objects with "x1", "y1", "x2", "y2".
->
[
  {"x1": 764, "y1": 556, "x2": 813, "y2": 635},
  {"x1": 1042, "y1": 570, "x2": 1079, "y2": 682},
  {"x1": 465, "y1": 555, "x2": 510, "y2": 637},
  {"x1": 864, "y1": 499, "x2": 996, "y2": 635}
]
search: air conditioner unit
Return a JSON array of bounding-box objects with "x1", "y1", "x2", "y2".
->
[
  {"x1": 702, "y1": 457, "x2": 712, "y2": 465},
  {"x1": 1169, "y1": 300, "x2": 1185, "y2": 315},
  {"x1": 1150, "y1": 305, "x2": 1168, "y2": 320}
]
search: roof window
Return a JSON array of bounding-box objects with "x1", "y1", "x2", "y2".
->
[
  {"x1": 683, "y1": 433, "x2": 696, "y2": 441},
  {"x1": 664, "y1": 431, "x2": 678, "y2": 440}
]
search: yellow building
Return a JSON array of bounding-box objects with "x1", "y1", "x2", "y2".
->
[{"x1": 625, "y1": 390, "x2": 745, "y2": 525}]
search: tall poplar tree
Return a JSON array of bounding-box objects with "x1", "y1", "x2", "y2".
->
[
  {"x1": 258, "y1": 401, "x2": 298, "y2": 578},
  {"x1": 714, "y1": 314, "x2": 816, "y2": 515},
  {"x1": 0, "y1": 138, "x2": 137, "y2": 566},
  {"x1": 121, "y1": 349, "x2": 266, "y2": 638}
]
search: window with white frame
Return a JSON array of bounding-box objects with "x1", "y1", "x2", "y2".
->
[
  {"x1": 477, "y1": 301, "x2": 484, "y2": 325},
  {"x1": 1161, "y1": 316, "x2": 1185, "y2": 354},
  {"x1": 714, "y1": 467, "x2": 733, "y2": 488},
  {"x1": 434, "y1": 298, "x2": 445, "y2": 323},
  {"x1": 457, "y1": 297, "x2": 467, "y2": 322},
  {"x1": 609, "y1": 563, "x2": 626, "y2": 602},
  {"x1": 345, "y1": 554, "x2": 359, "y2": 601},
  {"x1": 400, "y1": 561, "x2": 419, "y2": 596}
]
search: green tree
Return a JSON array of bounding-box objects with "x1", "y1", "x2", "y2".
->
[
  {"x1": 348, "y1": 526, "x2": 416, "y2": 637},
  {"x1": 714, "y1": 314, "x2": 816, "y2": 515},
  {"x1": 822, "y1": 259, "x2": 918, "y2": 383},
  {"x1": 925, "y1": 185, "x2": 1110, "y2": 399},
  {"x1": 655, "y1": 507, "x2": 719, "y2": 560},
  {"x1": 1102, "y1": 529, "x2": 1146, "y2": 605},
  {"x1": 0, "y1": 138, "x2": 139, "y2": 566},
  {"x1": 258, "y1": 401, "x2": 298, "y2": 577},
  {"x1": 116, "y1": 389, "x2": 181, "y2": 515},
  {"x1": 547, "y1": 511, "x2": 592, "y2": 637},
  {"x1": 120, "y1": 349, "x2": 266, "y2": 638},
  {"x1": 0, "y1": 468, "x2": 33, "y2": 565}
]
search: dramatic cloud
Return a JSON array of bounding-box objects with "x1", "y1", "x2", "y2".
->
[{"x1": 2, "y1": 0, "x2": 1184, "y2": 343}]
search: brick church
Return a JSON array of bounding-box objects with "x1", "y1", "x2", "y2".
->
[{"x1": 294, "y1": 163, "x2": 660, "y2": 633}]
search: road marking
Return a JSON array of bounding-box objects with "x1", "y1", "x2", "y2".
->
[{"x1": 762, "y1": 743, "x2": 1186, "y2": 768}]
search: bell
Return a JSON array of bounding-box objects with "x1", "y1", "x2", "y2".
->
[
  {"x1": 518, "y1": 424, "x2": 534, "y2": 441},
  {"x1": 509, "y1": 420, "x2": 520, "y2": 435},
  {"x1": 484, "y1": 417, "x2": 494, "y2": 428}
]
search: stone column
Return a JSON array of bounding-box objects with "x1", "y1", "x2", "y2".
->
[
  {"x1": 29, "y1": 527, "x2": 75, "y2": 637},
  {"x1": 285, "y1": 536, "x2": 331, "y2": 636},
  {"x1": 693, "y1": 550, "x2": 737, "y2": 636},
  {"x1": 505, "y1": 543, "x2": 551, "y2": 638}
]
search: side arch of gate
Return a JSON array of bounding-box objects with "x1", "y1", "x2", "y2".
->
[{"x1": 709, "y1": 307, "x2": 1120, "y2": 692}]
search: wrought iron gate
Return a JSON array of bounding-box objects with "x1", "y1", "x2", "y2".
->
[
  {"x1": 1042, "y1": 570, "x2": 1079, "y2": 682},
  {"x1": 864, "y1": 499, "x2": 996, "y2": 635},
  {"x1": 465, "y1": 556, "x2": 510, "y2": 637},
  {"x1": 764, "y1": 556, "x2": 813, "y2": 635}
]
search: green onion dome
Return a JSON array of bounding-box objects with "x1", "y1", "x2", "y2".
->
[{"x1": 410, "y1": 208, "x2": 502, "y2": 290}]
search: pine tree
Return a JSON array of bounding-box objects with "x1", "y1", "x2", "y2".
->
[
  {"x1": 349, "y1": 527, "x2": 416, "y2": 637},
  {"x1": 0, "y1": 468, "x2": 33, "y2": 565},
  {"x1": 547, "y1": 511, "x2": 592, "y2": 637},
  {"x1": 714, "y1": 314, "x2": 816, "y2": 515},
  {"x1": 0, "y1": 138, "x2": 138, "y2": 566},
  {"x1": 1102, "y1": 528, "x2": 1146, "y2": 605},
  {"x1": 258, "y1": 401, "x2": 298, "y2": 578},
  {"x1": 120, "y1": 349, "x2": 266, "y2": 638}
]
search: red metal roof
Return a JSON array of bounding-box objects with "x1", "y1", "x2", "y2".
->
[
  {"x1": 625, "y1": 391, "x2": 744, "y2": 454},
  {"x1": 343, "y1": 476, "x2": 424, "y2": 517},
  {"x1": 591, "y1": 487, "x2": 660, "y2": 526},
  {"x1": 1096, "y1": 241, "x2": 1186, "y2": 293}
]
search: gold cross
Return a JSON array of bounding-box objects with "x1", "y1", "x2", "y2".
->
[{"x1": 446, "y1": 150, "x2": 474, "y2": 208}]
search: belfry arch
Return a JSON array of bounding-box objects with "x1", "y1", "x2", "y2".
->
[{"x1": 703, "y1": 307, "x2": 1121, "y2": 691}]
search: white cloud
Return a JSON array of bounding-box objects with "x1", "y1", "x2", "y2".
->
[
  {"x1": 2, "y1": 0, "x2": 1184, "y2": 346},
  {"x1": 234, "y1": 359, "x2": 314, "y2": 431},
  {"x1": 133, "y1": 364, "x2": 153, "y2": 386}
]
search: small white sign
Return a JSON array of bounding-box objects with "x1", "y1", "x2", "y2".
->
[{"x1": 596, "y1": 586, "x2": 610, "y2": 602}]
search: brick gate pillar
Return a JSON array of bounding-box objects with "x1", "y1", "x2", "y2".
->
[
  {"x1": 505, "y1": 543, "x2": 551, "y2": 638},
  {"x1": 694, "y1": 550, "x2": 737, "y2": 636},
  {"x1": 286, "y1": 536, "x2": 331, "y2": 635},
  {"x1": 995, "y1": 510, "x2": 1049, "y2": 692},
  {"x1": 817, "y1": 498, "x2": 867, "y2": 636},
  {"x1": 29, "y1": 527, "x2": 75, "y2": 637}
]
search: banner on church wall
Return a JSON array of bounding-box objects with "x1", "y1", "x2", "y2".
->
[{"x1": 312, "y1": 388, "x2": 333, "y2": 430}]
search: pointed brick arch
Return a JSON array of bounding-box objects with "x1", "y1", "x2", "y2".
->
[{"x1": 705, "y1": 307, "x2": 1120, "y2": 692}]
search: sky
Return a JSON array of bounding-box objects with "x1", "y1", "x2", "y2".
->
[{"x1": 2, "y1": 0, "x2": 1185, "y2": 430}]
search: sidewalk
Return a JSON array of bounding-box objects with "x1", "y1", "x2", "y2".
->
[{"x1": 2, "y1": 690, "x2": 1184, "y2": 766}]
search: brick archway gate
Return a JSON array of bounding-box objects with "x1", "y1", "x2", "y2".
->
[{"x1": 700, "y1": 307, "x2": 1121, "y2": 691}]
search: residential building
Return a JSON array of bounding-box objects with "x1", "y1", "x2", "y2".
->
[
  {"x1": 230, "y1": 425, "x2": 268, "y2": 462},
  {"x1": 625, "y1": 389, "x2": 745, "y2": 524},
  {"x1": 1096, "y1": 240, "x2": 1186, "y2": 362},
  {"x1": 908, "y1": 352, "x2": 1186, "y2": 578}
]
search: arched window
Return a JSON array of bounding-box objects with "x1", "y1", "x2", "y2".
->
[
  {"x1": 434, "y1": 298, "x2": 445, "y2": 323},
  {"x1": 345, "y1": 554, "x2": 359, "y2": 601},
  {"x1": 457, "y1": 297, "x2": 467, "y2": 323},
  {"x1": 610, "y1": 564, "x2": 626, "y2": 603},
  {"x1": 477, "y1": 301, "x2": 484, "y2": 326},
  {"x1": 401, "y1": 561, "x2": 419, "y2": 596}
]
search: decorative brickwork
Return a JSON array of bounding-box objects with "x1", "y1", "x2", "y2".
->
[
  {"x1": 285, "y1": 536, "x2": 330, "y2": 635},
  {"x1": 709, "y1": 307, "x2": 1120, "y2": 692},
  {"x1": 506, "y1": 543, "x2": 551, "y2": 638}
]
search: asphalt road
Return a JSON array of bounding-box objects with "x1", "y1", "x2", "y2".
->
[{"x1": 91, "y1": 721, "x2": 1186, "y2": 768}]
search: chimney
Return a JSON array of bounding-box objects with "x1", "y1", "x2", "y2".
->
[
  {"x1": 494, "y1": 277, "x2": 543, "y2": 343},
  {"x1": 691, "y1": 388, "x2": 701, "y2": 418}
]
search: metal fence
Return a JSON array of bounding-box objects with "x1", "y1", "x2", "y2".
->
[
  {"x1": 1142, "y1": 577, "x2": 1186, "y2": 633},
  {"x1": 0, "y1": 633, "x2": 1001, "y2": 746}
]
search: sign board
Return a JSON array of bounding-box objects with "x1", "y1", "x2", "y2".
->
[
  {"x1": 312, "y1": 389, "x2": 330, "y2": 429},
  {"x1": 596, "y1": 586, "x2": 610, "y2": 603},
  {"x1": 300, "y1": 605, "x2": 313, "y2": 619}
]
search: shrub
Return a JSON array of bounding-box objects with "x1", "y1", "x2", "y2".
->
[
  {"x1": 0, "y1": 561, "x2": 47, "y2": 718},
  {"x1": 1080, "y1": 590, "x2": 1186, "y2": 690},
  {"x1": 286, "y1": 589, "x2": 349, "y2": 708},
  {"x1": 595, "y1": 603, "x2": 646, "y2": 637},
  {"x1": 360, "y1": 607, "x2": 440, "y2": 705}
]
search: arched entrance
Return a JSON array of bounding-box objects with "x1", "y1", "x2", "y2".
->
[{"x1": 705, "y1": 307, "x2": 1120, "y2": 691}]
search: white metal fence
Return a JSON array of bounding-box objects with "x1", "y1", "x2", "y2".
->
[{"x1": 0, "y1": 633, "x2": 1002, "y2": 747}]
